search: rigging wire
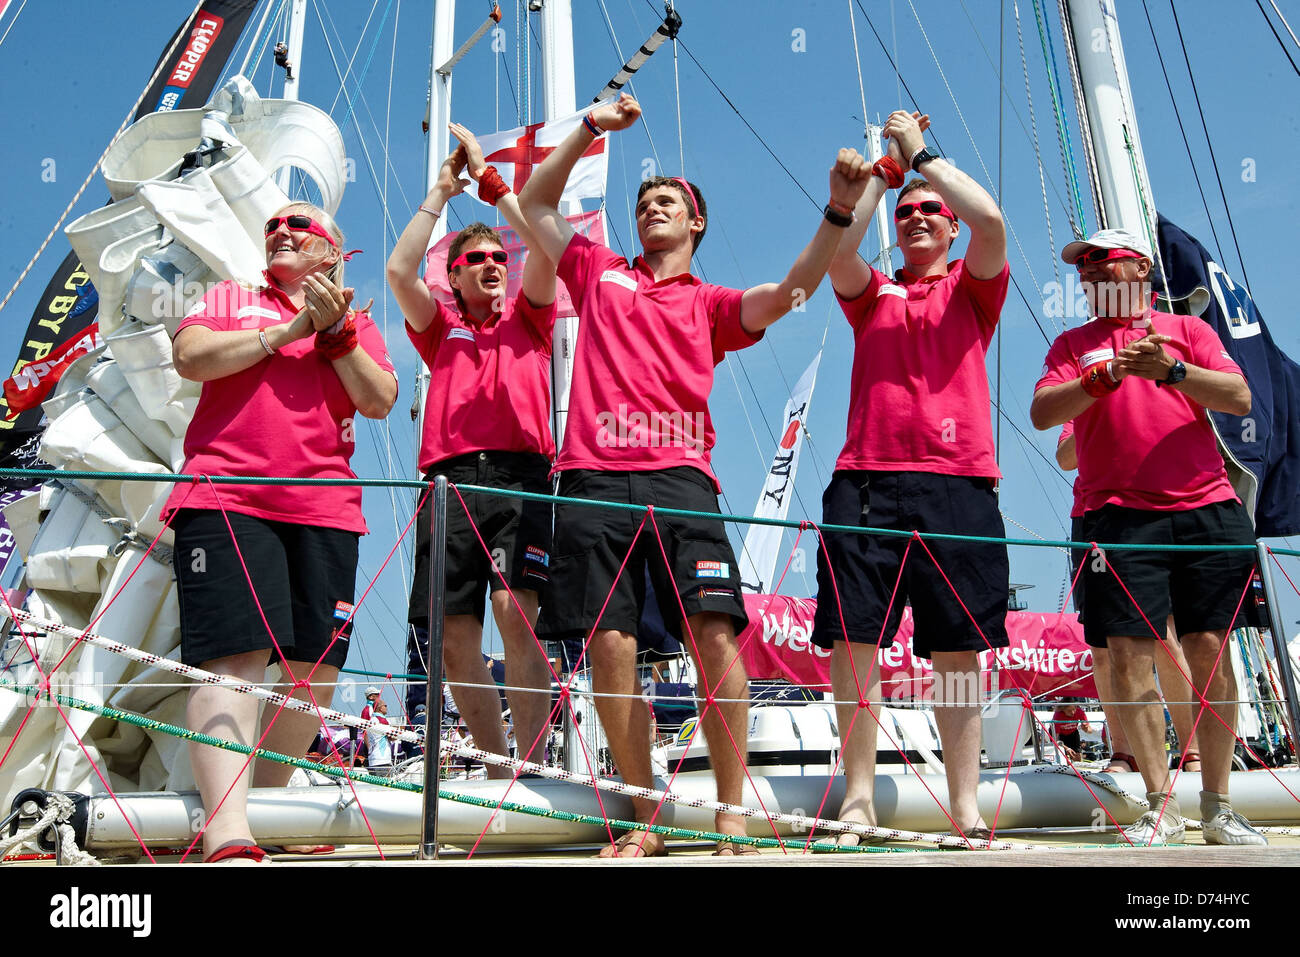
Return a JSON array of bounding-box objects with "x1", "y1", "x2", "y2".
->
[
  {"x1": 1138, "y1": 0, "x2": 1229, "y2": 266},
  {"x1": 0, "y1": 0, "x2": 29, "y2": 52},
  {"x1": 238, "y1": 0, "x2": 288, "y2": 79},
  {"x1": 0, "y1": 0, "x2": 209, "y2": 319},
  {"x1": 1166, "y1": 0, "x2": 1255, "y2": 294},
  {"x1": 1029, "y1": 0, "x2": 1089, "y2": 236},
  {"x1": 1269, "y1": 0, "x2": 1300, "y2": 49}
]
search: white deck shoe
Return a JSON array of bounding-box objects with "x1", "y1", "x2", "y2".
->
[
  {"x1": 1200, "y1": 791, "x2": 1268, "y2": 846},
  {"x1": 1122, "y1": 792, "x2": 1185, "y2": 846}
]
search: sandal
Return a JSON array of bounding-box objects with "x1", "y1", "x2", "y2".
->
[
  {"x1": 596, "y1": 829, "x2": 668, "y2": 858},
  {"x1": 812, "y1": 829, "x2": 889, "y2": 851},
  {"x1": 941, "y1": 825, "x2": 993, "y2": 850},
  {"x1": 1173, "y1": 750, "x2": 1202, "y2": 772},
  {"x1": 712, "y1": 839, "x2": 760, "y2": 856},
  {"x1": 1105, "y1": 752, "x2": 1139, "y2": 773},
  {"x1": 205, "y1": 842, "x2": 270, "y2": 864}
]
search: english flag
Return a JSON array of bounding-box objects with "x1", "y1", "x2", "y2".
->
[{"x1": 471, "y1": 107, "x2": 609, "y2": 205}]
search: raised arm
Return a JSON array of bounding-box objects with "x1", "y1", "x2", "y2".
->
[
  {"x1": 827, "y1": 123, "x2": 922, "y2": 300},
  {"x1": 739, "y1": 148, "x2": 872, "y2": 333},
  {"x1": 517, "y1": 93, "x2": 642, "y2": 264},
  {"x1": 450, "y1": 122, "x2": 555, "y2": 308},
  {"x1": 883, "y1": 110, "x2": 1006, "y2": 280},
  {"x1": 386, "y1": 146, "x2": 470, "y2": 333}
]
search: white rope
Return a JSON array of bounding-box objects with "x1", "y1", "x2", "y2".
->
[
  {"x1": 3, "y1": 607, "x2": 1063, "y2": 851},
  {"x1": 0, "y1": 0, "x2": 206, "y2": 319},
  {"x1": 1270, "y1": 0, "x2": 1300, "y2": 49},
  {"x1": 848, "y1": 0, "x2": 869, "y2": 136},
  {"x1": 0, "y1": 793, "x2": 100, "y2": 865}
]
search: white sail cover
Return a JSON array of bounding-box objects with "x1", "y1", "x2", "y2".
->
[
  {"x1": 738, "y1": 354, "x2": 820, "y2": 593},
  {"x1": 0, "y1": 77, "x2": 348, "y2": 812}
]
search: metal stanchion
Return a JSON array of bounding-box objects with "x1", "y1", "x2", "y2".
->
[
  {"x1": 419, "y1": 475, "x2": 449, "y2": 860},
  {"x1": 1255, "y1": 542, "x2": 1300, "y2": 764}
]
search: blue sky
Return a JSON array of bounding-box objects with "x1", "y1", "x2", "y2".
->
[{"x1": 2, "y1": 0, "x2": 1298, "y2": 703}]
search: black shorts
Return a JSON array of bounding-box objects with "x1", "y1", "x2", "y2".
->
[
  {"x1": 538, "y1": 467, "x2": 748, "y2": 641},
  {"x1": 408, "y1": 451, "x2": 553, "y2": 627},
  {"x1": 173, "y1": 509, "x2": 359, "y2": 668},
  {"x1": 1083, "y1": 500, "x2": 1260, "y2": 640},
  {"x1": 1071, "y1": 514, "x2": 1107, "y2": 649},
  {"x1": 812, "y1": 471, "x2": 1010, "y2": 658}
]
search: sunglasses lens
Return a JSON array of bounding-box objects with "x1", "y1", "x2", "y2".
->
[
  {"x1": 287, "y1": 215, "x2": 314, "y2": 230},
  {"x1": 893, "y1": 204, "x2": 912, "y2": 220},
  {"x1": 264, "y1": 218, "x2": 281, "y2": 235},
  {"x1": 490, "y1": 250, "x2": 508, "y2": 263},
  {"x1": 920, "y1": 201, "x2": 943, "y2": 215},
  {"x1": 464, "y1": 251, "x2": 487, "y2": 264}
]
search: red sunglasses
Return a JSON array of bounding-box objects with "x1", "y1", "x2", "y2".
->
[
  {"x1": 894, "y1": 200, "x2": 956, "y2": 222},
  {"x1": 264, "y1": 214, "x2": 338, "y2": 248},
  {"x1": 449, "y1": 248, "x2": 509, "y2": 270},
  {"x1": 1073, "y1": 247, "x2": 1144, "y2": 267}
]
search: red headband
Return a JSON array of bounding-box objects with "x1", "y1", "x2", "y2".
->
[{"x1": 672, "y1": 177, "x2": 700, "y2": 220}]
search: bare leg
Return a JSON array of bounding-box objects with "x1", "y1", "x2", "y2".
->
[
  {"x1": 1092, "y1": 647, "x2": 1134, "y2": 768},
  {"x1": 253, "y1": 660, "x2": 341, "y2": 787},
  {"x1": 683, "y1": 611, "x2": 749, "y2": 847},
  {"x1": 490, "y1": 589, "x2": 552, "y2": 766},
  {"x1": 587, "y1": 628, "x2": 662, "y2": 856},
  {"x1": 1180, "y1": 630, "x2": 1236, "y2": 796},
  {"x1": 187, "y1": 649, "x2": 271, "y2": 860},
  {"x1": 930, "y1": 650, "x2": 986, "y2": 834},
  {"x1": 1107, "y1": 635, "x2": 1173, "y2": 795},
  {"x1": 442, "y1": 614, "x2": 511, "y2": 778},
  {"x1": 1154, "y1": 618, "x2": 1202, "y2": 770},
  {"x1": 830, "y1": 641, "x2": 883, "y2": 843}
]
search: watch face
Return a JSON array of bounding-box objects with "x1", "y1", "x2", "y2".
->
[{"x1": 1167, "y1": 361, "x2": 1187, "y2": 383}]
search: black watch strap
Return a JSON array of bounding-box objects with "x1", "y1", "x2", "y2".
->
[
  {"x1": 910, "y1": 147, "x2": 940, "y2": 172},
  {"x1": 823, "y1": 204, "x2": 854, "y2": 227}
]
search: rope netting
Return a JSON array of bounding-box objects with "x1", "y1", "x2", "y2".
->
[{"x1": 0, "y1": 467, "x2": 1295, "y2": 862}]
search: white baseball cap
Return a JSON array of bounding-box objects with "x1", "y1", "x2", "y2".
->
[
  {"x1": 1061, "y1": 227, "x2": 1152, "y2": 264},
  {"x1": 365, "y1": 685, "x2": 381, "y2": 697}
]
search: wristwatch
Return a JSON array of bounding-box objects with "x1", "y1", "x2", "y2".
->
[
  {"x1": 910, "y1": 147, "x2": 940, "y2": 172},
  {"x1": 1159, "y1": 359, "x2": 1187, "y2": 387}
]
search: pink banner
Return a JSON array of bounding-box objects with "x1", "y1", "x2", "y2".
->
[
  {"x1": 423, "y1": 210, "x2": 605, "y2": 318},
  {"x1": 738, "y1": 594, "x2": 1096, "y2": 700}
]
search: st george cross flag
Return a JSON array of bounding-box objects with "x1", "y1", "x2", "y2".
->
[{"x1": 470, "y1": 107, "x2": 609, "y2": 205}]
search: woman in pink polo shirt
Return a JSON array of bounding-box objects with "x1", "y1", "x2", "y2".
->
[{"x1": 166, "y1": 202, "x2": 397, "y2": 863}]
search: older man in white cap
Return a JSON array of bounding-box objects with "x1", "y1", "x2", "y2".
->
[{"x1": 1030, "y1": 228, "x2": 1264, "y2": 846}]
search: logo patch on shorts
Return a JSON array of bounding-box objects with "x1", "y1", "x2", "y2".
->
[
  {"x1": 695, "y1": 560, "x2": 729, "y2": 579},
  {"x1": 525, "y1": 545, "x2": 549, "y2": 567},
  {"x1": 333, "y1": 600, "x2": 354, "y2": 621},
  {"x1": 698, "y1": 587, "x2": 735, "y2": 599}
]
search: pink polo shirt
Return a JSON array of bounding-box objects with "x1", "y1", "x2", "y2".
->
[
  {"x1": 1034, "y1": 309, "x2": 1244, "y2": 512},
  {"x1": 554, "y1": 233, "x2": 761, "y2": 488},
  {"x1": 164, "y1": 279, "x2": 396, "y2": 534},
  {"x1": 407, "y1": 292, "x2": 556, "y2": 471},
  {"x1": 1058, "y1": 420, "x2": 1086, "y2": 519},
  {"x1": 834, "y1": 260, "x2": 1009, "y2": 477}
]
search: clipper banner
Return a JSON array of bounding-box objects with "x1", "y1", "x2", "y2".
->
[{"x1": 0, "y1": 0, "x2": 257, "y2": 476}]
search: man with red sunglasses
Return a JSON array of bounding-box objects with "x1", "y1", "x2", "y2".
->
[
  {"x1": 811, "y1": 110, "x2": 1010, "y2": 847},
  {"x1": 386, "y1": 125, "x2": 557, "y2": 778},
  {"x1": 517, "y1": 92, "x2": 871, "y2": 857},
  {"x1": 1031, "y1": 228, "x2": 1264, "y2": 846}
]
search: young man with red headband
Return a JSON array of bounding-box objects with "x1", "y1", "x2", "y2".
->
[
  {"x1": 518, "y1": 93, "x2": 871, "y2": 857},
  {"x1": 386, "y1": 125, "x2": 557, "y2": 778},
  {"x1": 1031, "y1": 227, "x2": 1263, "y2": 846},
  {"x1": 812, "y1": 110, "x2": 1010, "y2": 847}
]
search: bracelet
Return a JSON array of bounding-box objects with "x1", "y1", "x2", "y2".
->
[
  {"x1": 477, "y1": 165, "x2": 510, "y2": 206},
  {"x1": 418, "y1": 204, "x2": 441, "y2": 218},
  {"x1": 827, "y1": 199, "x2": 854, "y2": 216},
  {"x1": 823, "y1": 204, "x2": 854, "y2": 228},
  {"x1": 582, "y1": 113, "x2": 604, "y2": 137},
  {"x1": 315, "y1": 316, "x2": 359, "y2": 361},
  {"x1": 871, "y1": 156, "x2": 906, "y2": 189},
  {"x1": 258, "y1": 329, "x2": 276, "y2": 356}
]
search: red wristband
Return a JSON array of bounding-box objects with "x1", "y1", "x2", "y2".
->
[
  {"x1": 315, "y1": 316, "x2": 359, "y2": 360},
  {"x1": 872, "y1": 156, "x2": 906, "y2": 189},
  {"x1": 477, "y1": 165, "x2": 510, "y2": 206},
  {"x1": 582, "y1": 113, "x2": 604, "y2": 137},
  {"x1": 1080, "y1": 360, "x2": 1121, "y2": 398}
]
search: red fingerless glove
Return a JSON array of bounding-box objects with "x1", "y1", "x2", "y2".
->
[
  {"x1": 872, "y1": 156, "x2": 906, "y2": 189},
  {"x1": 477, "y1": 165, "x2": 510, "y2": 206},
  {"x1": 315, "y1": 316, "x2": 359, "y2": 360},
  {"x1": 1080, "y1": 360, "x2": 1121, "y2": 397}
]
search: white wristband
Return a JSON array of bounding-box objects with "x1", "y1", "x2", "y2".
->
[
  {"x1": 418, "y1": 204, "x2": 441, "y2": 218},
  {"x1": 259, "y1": 329, "x2": 276, "y2": 356}
]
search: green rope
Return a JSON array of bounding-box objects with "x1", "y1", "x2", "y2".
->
[
  {"x1": 0, "y1": 468, "x2": 1260, "y2": 553},
  {"x1": 1032, "y1": 0, "x2": 1090, "y2": 234},
  {"x1": 341, "y1": 668, "x2": 428, "y2": 682},
  {"x1": 1, "y1": 681, "x2": 913, "y2": 855}
]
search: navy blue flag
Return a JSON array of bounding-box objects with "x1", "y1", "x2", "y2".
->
[{"x1": 1157, "y1": 214, "x2": 1300, "y2": 536}]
